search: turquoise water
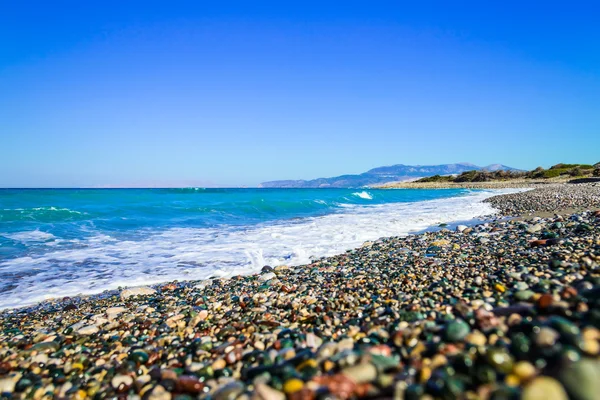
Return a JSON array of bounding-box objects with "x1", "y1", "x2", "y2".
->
[{"x1": 0, "y1": 188, "x2": 501, "y2": 308}]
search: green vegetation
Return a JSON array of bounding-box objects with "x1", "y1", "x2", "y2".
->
[
  {"x1": 415, "y1": 163, "x2": 599, "y2": 183},
  {"x1": 541, "y1": 169, "x2": 562, "y2": 178},
  {"x1": 415, "y1": 175, "x2": 454, "y2": 183},
  {"x1": 549, "y1": 163, "x2": 594, "y2": 170}
]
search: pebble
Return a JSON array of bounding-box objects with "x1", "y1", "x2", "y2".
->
[
  {"x1": 558, "y1": 359, "x2": 600, "y2": 400},
  {"x1": 111, "y1": 374, "x2": 133, "y2": 392},
  {"x1": 120, "y1": 286, "x2": 157, "y2": 299},
  {"x1": 513, "y1": 361, "x2": 537, "y2": 381},
  {"x1": 259, "y1": 272, "x2": 277, "y2": 281},
  {"x1": 213, "y1": 381, "x2": 245, "y2": 400},
  {"x1": 341, "y1": 363, "x2": 377, "y2": 383},
  {"x1": 522, "y1": 377, "x2": 568, "y2": 400},
  {"x1": 148, "y1": 384, "x2": 172, "y2": 400},
  {"x1": 0, "y1": 377, "x2": 16, "y2": 394},
  {"x1": 283, "y1": 379, "x2": 304, "y2": 394},
  {"x1": 535, "y1": 327, "x2": 559, "y2": 347},
  {"x1": 255, "y1": 383, "x2": 285, "y2": 400},
  {"x1": 105, "y1": 306, "x2": 127, "y2": 317},
  {"x1": 76, "y1": 325, "x2": 99, "y2": 335},
  {"x1": 456, "y1": 225, "x2": 468, "y2": 232},
  {"x1": 444, "y1": 319, "x2": 471, "y2": 342}
]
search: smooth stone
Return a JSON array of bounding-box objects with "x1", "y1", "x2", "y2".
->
[
  {"x1": 514, "y1": 282, "x2": 529, "y2": 291},
  {"x1": 254, "y1": 383, "x2": 285, "y2": 400},
  {"x1": 213, "y1": 381, "x2": 245, "y2": 400},
  {"x1": 305, "y1": 332, "x2": 323, "y2": 349},
  {"x1": 106, "y1": 306, "x2": 127, "y2": 320},
  {"x1": 31, "y1": 341, "x2": 60, "y2": 353},
  {"x1": 194, "y1": 281, "x2": 210, "y2": 290},
  {"x1": 77, "y1": 325, "x2": 99, "y2": 335},
  {"x1": 341, "y1": 363, "x2": 377, "y2": 383},
  {"x1": 31, "y1": 353, "x2": 48, "y2": 365},
  {"x1": 456, "y1": 225, "x2": 468, "y2": 232},
  {"x1": 527, "y1": 224, "x2": 544, "y2": 233},
  {"x1": 111, "y1": 375, "x2": 133, "y2": 392},
  {"x1": 130, "y1": 349, "x2": 150, "y2": 364},
  {"x1": 558, "y1": 359, "x2": 600, "y2": 400},
  {"x1": 513, "y1": 361, "x2": 537, "y2": 381},
  {"x1": 258, "y1": 272, "x2": 277, "y2": 282},
  {"x1": 105, "y1": 306, "x2": 127, "y2": 316},
  {"x1": 515, "y1": 290, "x2": 536, "y2": 301},
  {"x1": 282, "y1": 378, "x2": 304, "y2": 394},
  {"x1": 444, "y1": 319, "x2": 471, "y2": 342},
  {"x1": 523, "y1": 377, "x2": 568, "y2": 400},
  {"x1": 317, "y1": 342, "x2": 338, "y2": 360},
  {"x1": 465, "y1": 331, "x2": 487, "y2": 347},
  {"x1": 0, "y1": 377, "x2": 16, "y2": 394},
  {"x1": 120, "y1": 286, "x2": 157, "y2": 299},
  {"x1": 176, "y1": 376, "x2": 204, "y2": 394},
  {"x1": 535, "y1": 327, "x2": 559, "y2": 347},
  {"x1": 212, "y1": 359, "x2": 227, "y2": 370},
  {"x1": 486, "y1": 348, "x2": 514, "y2": 374},
  {"x1": 148, "y1": 385, "x2": 172, "y2": 400}
]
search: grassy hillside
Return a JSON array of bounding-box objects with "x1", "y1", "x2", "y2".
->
[{"x1": 415, "y1": 163, "x2": 600, "y2": 183}]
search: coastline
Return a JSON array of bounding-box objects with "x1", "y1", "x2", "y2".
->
[
  {"x1": 1, "y1": 183, "x2": 599, "y2": 399},
  {"x1": 376, "y1": 178, "x2": 571, "y2": 189},
  {"x1": 0, "y1": 188, "x2": 514, "y2": 310}
]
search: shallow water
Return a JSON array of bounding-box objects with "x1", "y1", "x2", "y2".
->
[{"x1": 0, "y1": 188, "x2": 517, "y2": 308}]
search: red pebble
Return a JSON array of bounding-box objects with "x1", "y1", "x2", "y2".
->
[{"x1": 537, "y1": 294, "x2": 554, "y2": 308}]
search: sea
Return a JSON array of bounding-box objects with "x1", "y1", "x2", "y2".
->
[{"x1": 0, "y1": 188, "x2": 515, "y2": 309}]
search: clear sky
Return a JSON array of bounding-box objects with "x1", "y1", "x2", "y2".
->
[{"x1": 1, "y1": 1, "x2": 599, "y2": 187}]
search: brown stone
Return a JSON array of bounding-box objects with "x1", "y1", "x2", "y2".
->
[
  {"x1": 177, "y1": 376, "x2": 204, "y2": 394},
  {"x1": 537, "y1": 294, "x2": 554, "y2": 309}
]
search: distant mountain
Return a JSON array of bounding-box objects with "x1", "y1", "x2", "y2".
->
[
  {"x1": 259, "y1": 163, "x2": 523, "y2": 188},
  {"x1": 481, "y1": 164, "x2": 522, "y2": 172}
]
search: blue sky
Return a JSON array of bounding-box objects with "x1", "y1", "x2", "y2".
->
[{"x1": 1, "y1": 1, "x2": 599, "y2": 187}]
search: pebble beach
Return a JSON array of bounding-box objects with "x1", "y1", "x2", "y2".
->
[{"x1": 1, "y1": 184, "x2": 599, "y2": 400}]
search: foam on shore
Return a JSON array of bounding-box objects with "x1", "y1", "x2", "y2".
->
[{"x1": 0, "y1": 189, "x2": 523, "y2": 309}]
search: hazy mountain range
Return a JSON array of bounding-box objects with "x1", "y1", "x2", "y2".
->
[{"x1": 259, "y1": 163, "x2": 522, "y2": 188}]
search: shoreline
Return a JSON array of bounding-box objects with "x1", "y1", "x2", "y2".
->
[
  {"x1": 376, "y1": 178, "x2": 571, "y2": 189},
  {"x1": 1, "y1": 183, "x2": 599, "y2": 399},
  {"x1": 0, "y1": 188, "x2": 515, "y2": 311}
]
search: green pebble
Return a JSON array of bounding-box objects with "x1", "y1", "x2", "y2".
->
[
  {"x1": 486, "y1": 348, "x2": 514, "y2": 374},
  {"x1": 129, "y1": 349, "x2": 149, "y2": 364},
  {"x1": 559, "y1": 359, "x2": 600, "y2": 400},
  {"x1": 476, "y1": 365, "x2": 497, "y2": 384},
  {"x1": 31, "y1": 341, "x2": 60, "y2": 353},
  {"x1": 444, "y1": 319, "x2": 471, "y2": 342},
  {"x1": 514, "y1": 290, "x2": 535, "y2": 301},
  {"x1": 514, "y1": 282, "x2": 529, "y2": 291}
]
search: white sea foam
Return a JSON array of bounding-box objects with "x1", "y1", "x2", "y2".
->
[
  {"x1": 0, "y1": 189, "x2": 523, "y2": 309},
  {"x1": 353, "y1": 191, "x2": 373, "y2": 200},
  {"x1": 3, "y1": 230, "x2": 56, "y2": 243}
]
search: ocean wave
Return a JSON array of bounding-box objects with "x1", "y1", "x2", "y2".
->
[
  {"x1": 3, "y1": 230, "x2": 56, "y2": 243},
  {"x1": 0, "y1": 207, "x2": 86, "y2": 223},
  {"x1": 0, "y1": 189, "x2": 526, "y2": 309},
  {"x1": 352, "y1": 191, "x2": 373, "y2": 200}
]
